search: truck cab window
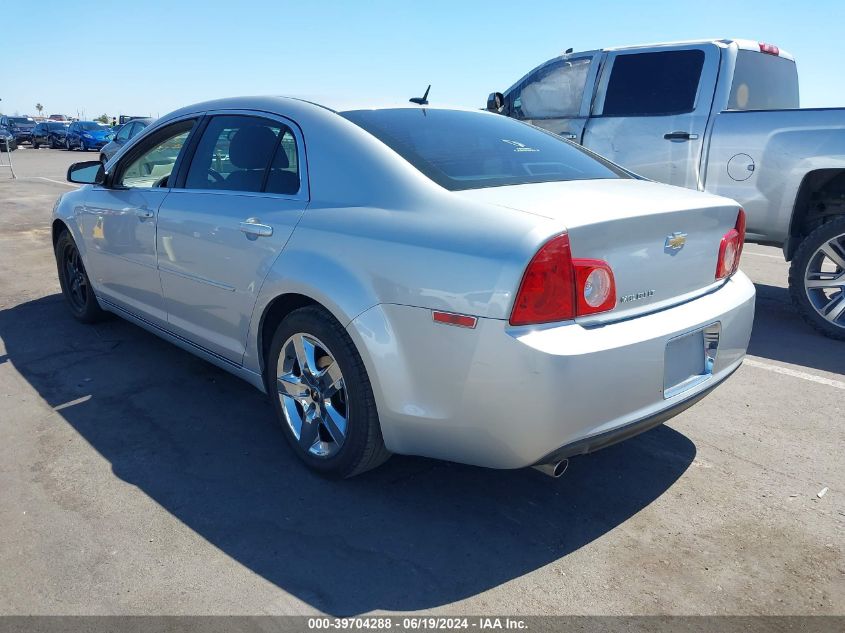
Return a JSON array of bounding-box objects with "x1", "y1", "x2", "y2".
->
[
  {"x1": 602, "y1": 50, "x2": 705, "y2": 116},
  {"x1": 728, "y1": 51, "x2": 799, "y2": 110}
]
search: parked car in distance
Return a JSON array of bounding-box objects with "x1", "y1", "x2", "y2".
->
[
  {"x1": 488, "y1": 38, "x2": 845, "y2": 340},
  {"x1": 100, "y1": 117, "x2": 153, "y2": 163},
  {"x1": 31, "y1": 121, "x2": 70, "y2": 149},
  {"x1": 65, "y1": 121, "x2": 114, "y2": 151},
  {"x1": 118, "y1": 114, "x2": 147, "y2": 125},
  {"x1": 54, "y1": 97, "x2": 754, "y2": 478},
  {"x1": 0, "y1": 115, "x2": 36, "y2": 144},
  {"x1": 49, "y1": 114, "x2": 68, "y2": 121},
  {"x1": 0, "y1": 125, "x2": 16, "y2": 151}
]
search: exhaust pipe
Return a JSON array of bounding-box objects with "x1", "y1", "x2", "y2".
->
[{"x1": 533, "y1": 459, "x2": 568, "y2": 478}]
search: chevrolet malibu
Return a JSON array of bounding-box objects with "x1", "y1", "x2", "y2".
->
[{"x1": 52, "y1": 97, "x2": 755, "y2": 478}]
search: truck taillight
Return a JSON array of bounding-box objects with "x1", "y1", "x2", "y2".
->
[
  {"x1": 716, "y1": 208, "x2": 746, "y2": 280},
  {"x1": 759, "y1": 42, "x2": 780, "y2": 56},
  {"x1": 510, "y1": 233, "x2": 616, "y2": 326}
]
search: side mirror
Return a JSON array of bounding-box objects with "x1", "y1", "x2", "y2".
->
[
  {"x1": 67, "y1": 161, "x2": 105, "y2": 185},
  {"x1": 486, "y1": 92, "x2": 505, "y2": 113}
]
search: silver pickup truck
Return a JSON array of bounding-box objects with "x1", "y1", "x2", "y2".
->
[{"x1": 487, "y1": 38, "x2": 845, "y2": 340}]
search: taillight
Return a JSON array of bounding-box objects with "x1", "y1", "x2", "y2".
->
[
  {"x1": 716, "y1": 208, "x2": 746, "y2": 279},
  {"x1": 575, "y1": 260, "x2": 617, "y2": 315},
  {"x1": 510, "y1": 233, "x2": 616, "y2": 326}
]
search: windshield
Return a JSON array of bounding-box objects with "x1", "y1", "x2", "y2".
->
[
  {"x1": 80, "y1": 122, "x2": 106, "y2": 131},
  {"x1": 10, "y1": 117, "x2": 33, "y2": 124},
  {"x1": 341, "y1": 108, "x2": 627, "y2": 191},
  {"x1": 47, "y1": 122, "x2": 66, "y2": 130}
]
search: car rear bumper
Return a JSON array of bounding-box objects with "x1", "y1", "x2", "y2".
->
[{"x1": 347, "y1": 271, "x2": 755, "y2": 470}]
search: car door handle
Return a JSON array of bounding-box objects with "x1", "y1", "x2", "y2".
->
[
  {"x1": 239, "y1": 219, "x2": 273, "y2": 238},
  {"x1": 559, "y1": 132, "x2": 578, "y2": 140},
  {"x1": 663, "y1": 131, "x2": 699, "y2": 141},
  {"x1": 135, "y1": 208, "x2": 154, "y2": 220}
]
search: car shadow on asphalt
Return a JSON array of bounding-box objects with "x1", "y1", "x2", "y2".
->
[
  {"x1": 748, "y1": 283, "x2": 845, "y2": 375},
  {"x1": 0, "y1": 295, "x2": 696, "y2": 616}
]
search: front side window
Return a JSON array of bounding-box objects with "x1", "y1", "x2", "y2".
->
[
  {"x1": 728, "y1": 51, "x2": 799, "y2": 110},
  {"x1": 341, "y1": 108, "x2": 627, "y2": 191},
  {"x1": 509, "y1": 57, "x2": 592, "y2": 119},
  {"x1": 601, "y1": 50, "x2": 705, "y2": 116},
  {"x1": 117, "y1": 119, "x2": 195, "y2": 188},
  {"x1": 184, "y1": 115, "x2": 299, "y2": 194}
]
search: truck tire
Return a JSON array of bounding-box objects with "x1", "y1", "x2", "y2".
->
[{"x1": 788, "y1": 216, "x2": 845, "y2": 340}]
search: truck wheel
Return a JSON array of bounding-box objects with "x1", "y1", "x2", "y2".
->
[
  {"x1": 265, "y1": 305, "x2": 391, "y2": 478},
  {"x1": 788, "y1": 216, "x2": 845, "y2": 340}
]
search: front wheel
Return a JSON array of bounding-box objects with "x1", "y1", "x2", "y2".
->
[
  {"x1": 266, "y1": 306, "x2": 390, "y2": 478},
  {"x1": 55, "y1": 231, "x2": 106, "y2": 323},
  {"x1": 65, "y1": 138, "x2": 71, "y2": 150},
  {"x1": 788, "y1": 216, "x2": 845, "y2": 340}
]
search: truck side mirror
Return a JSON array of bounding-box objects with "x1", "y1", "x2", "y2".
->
[{"x1": 486, "y1": 92, "x2": 505, "y2": 113}]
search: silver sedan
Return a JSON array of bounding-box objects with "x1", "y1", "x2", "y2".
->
[{"x1": 53, "y1": 97, "x2": 755, "y2": 478}]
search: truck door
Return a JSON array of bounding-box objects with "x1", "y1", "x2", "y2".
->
[
  {"x1": 503, "y1": 52, "x2": 600, "y2": 143},
  {"x1": 583, "y1": 43, "x2": 719, "y2": 190}
]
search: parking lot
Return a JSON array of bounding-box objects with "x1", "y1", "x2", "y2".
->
[{"x1": 0, "y1": 146, "x2": 842, "y2": 616}]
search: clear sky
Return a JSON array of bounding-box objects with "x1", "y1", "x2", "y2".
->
[{"x1": 2, "y1": 0, "x2": 843, "y2": 119}]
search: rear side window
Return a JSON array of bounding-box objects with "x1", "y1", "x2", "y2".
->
[
  {"x1": 341, "y1": 108, "x2": 627, "y2": 191},
  {"x1": 184, "y1": 115, "x2": 300, "y2": 195},
  {"x1": 509, "y1": 57, "x2": 592, "y2": 119},
  {"x1": 728, "y1": 51, "x2": 799, "y2": 110},
  {"x1": 602, "y1": 50, "x2": 705, "y2": 116}
]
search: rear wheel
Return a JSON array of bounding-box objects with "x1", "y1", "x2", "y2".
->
[
  {"x1": 55, "y1": 231, "x2": 106, "y2": 323},
  {"x1": 32, "y1": 139, "x2": 40, "y2": 149},
  {"x1": 65, "y1": 138, "x2": 71, "y2": 150},
  {"x1": 265, "y1": 306, "x2": 390, "y2": 478},
  {"x1": 789, "y1": 216, "x2": 845, "y2": 340}
]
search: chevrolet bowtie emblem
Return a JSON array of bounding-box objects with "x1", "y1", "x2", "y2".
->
[{"x1": 664, "y1": 232, "x2": 687, "y2": 253}]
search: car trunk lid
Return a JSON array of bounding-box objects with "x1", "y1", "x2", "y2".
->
[{"x1": 454, "y1": 179, "x2": 741, "y2": 322}]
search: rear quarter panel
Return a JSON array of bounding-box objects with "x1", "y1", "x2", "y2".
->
[{"x1": 704, "y1": 108, "x2": 845, "y2": 243}]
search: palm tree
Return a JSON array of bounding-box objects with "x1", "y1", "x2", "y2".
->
[{"x1": 36, "y1": 103, "x2": 44, "y2": 118}]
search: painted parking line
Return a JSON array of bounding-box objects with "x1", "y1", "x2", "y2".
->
[
  {"x1": 744, "y1": 251, "x2": 784, "y2": 260},
  {"x1": 18, "y1": 176, "x2": 78, "y2": 188},
  {"x1": 744, "y1": 357, "x2": 845, "y2": 390}
]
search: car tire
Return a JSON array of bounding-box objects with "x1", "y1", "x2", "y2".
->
[
  {"x1": 55, "y1": 230, "x2": 107, "y2": 324},
  {"x1": 265, "y1": 305, "x2": 391, "y2": 478},
  {"x1": 788, "y1": 215, "x2": 845, "y2": 340},
  {"x1": 32, "y1": 140, "x2": 39, "y2": 149},
  {"x1": 65, "y1": 138, "x2": 71, "y2": 150},
  {"x1": 80, "y1": 140, "x2": 87, "y2": 152}
]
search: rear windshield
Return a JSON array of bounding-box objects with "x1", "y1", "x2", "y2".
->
[
  {"x1": 80, "y1": 121, "x2": 105, "y2": 130},
  {"x1": 341, "y1": 108, "x2": 627, "y2": 191},
  {"x1": 47, "y1": 122, "x2": 66, "y2": 130},
  {"x1": 728, "y1": 51, "x2": 799, "y2": 110},
  {"x1": 10, "y1": 117, "x2": 33, "y2": 124}
]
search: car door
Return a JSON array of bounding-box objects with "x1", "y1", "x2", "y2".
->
[
  {"x1": 76, "y1": 117, "x2": 199, "y2": 326},
  {"x1": 155, "y1": 112, "x2": 308, "y2": 363},
  {"x1": 504, "y1": 52, "x2": 600, "y2": 142},
  {"x1": 582, "y1": 43, "x2": 720, "y2": 189}
]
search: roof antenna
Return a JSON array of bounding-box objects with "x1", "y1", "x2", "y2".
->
[
  {"x1": 410, "y1": 85, "x2": 431, "y2": 106},
  {"x1": 564, "y1": 47, "x2": 573, "y2": 55}
]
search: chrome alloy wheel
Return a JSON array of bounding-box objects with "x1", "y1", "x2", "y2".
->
[
  {"x1": 804, "y1": 232, "x2": 845, "y2": 327},
  {"x1": 276, "y1": 333, "x2": 348, "y2": 458}
]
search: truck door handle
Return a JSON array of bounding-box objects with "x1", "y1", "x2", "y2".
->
[
  {"x1": 239, "y1": 218, "x2": 273, "y2": 238},
  {"x1": 663, "y1": 131, "x2": 699, "y2": 141}
]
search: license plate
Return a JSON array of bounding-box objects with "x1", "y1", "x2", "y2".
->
[{"x1": 664, "y1": 323, "x2": 720, "y2": 399}]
